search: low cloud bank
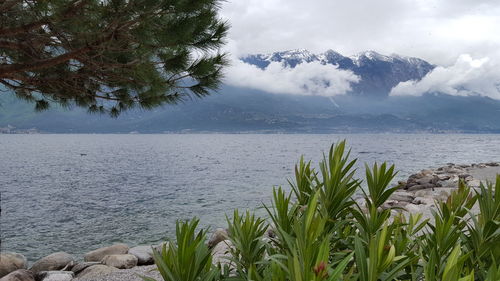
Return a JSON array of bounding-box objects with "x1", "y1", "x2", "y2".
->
[
  {"x1": 390, "y1": 54, "x2": 500, "y2": 100},
  {"x1": 224, "y1": 59, "x2": 360, "y2": 96}
]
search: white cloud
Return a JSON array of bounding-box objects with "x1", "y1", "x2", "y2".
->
[
  {"x1": 220, "y1": 0, "x2": 500, "y2": 65},
  {"x1": 219, "y1": 0, "x2": 500, "y2": 99},
  {"x1": 390, "y1": 54, "x2": 500, "y2": 99},
  {"x1": 224, "y1": 59, "x2": 360, "y2": 96}
]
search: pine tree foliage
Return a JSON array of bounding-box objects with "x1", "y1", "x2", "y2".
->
[{"x1": 0, "y1": 0, "x2": 229, "y2": 116}]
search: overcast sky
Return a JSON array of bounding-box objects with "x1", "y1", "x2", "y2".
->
[
  {"x1": 220, "y1": 0, "x2": 500, "y2": 99},
  {"x1": 220, "y1": 0, "x2": 500, "y2": 65}
]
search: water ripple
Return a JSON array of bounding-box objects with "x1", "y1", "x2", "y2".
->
[{"x1": 1, "y1": 133, "x2": 499, "y2": 261}]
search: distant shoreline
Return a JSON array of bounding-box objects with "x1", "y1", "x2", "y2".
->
[{"x1": 2, "y1": 130, "x2": 500, "y2": 134}]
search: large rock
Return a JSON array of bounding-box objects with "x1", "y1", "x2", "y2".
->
[
  {"x1": 458, "y1": 173, "x2": 471, "y2": 180},
  {"x1": 35, "y1": 271, "x2": 74, "y2": 281},
  {"x1": 404, "y1": 203, "x2": 435, "y2": 221},
  {"x1": 468, "y1": 179, "x2": 481, "y2": 188},
  {"x1": 412, "y1": 197, "x2": 436, "y2": 206},
  {"x1": 0, "y1": 269, "x2": 35, "y2": 281},
  {"x1": 420, "y1": 169, "x2": 433, "y2": 175},
  {"x1": 208, "y1": 228, "x2": 228, "y2": 248},
  {"x1": 84, "y1": 244, "x2": 129, "y2": 262},
  {"x1": 0, "y1": 253, "x2": 27, "y2": 278},
  {"x1": 128, "y1": 246, "x2": 155, "y2": 265},
  {"x1": 436, "y1": 190, "x2": 450, "y2": 201},
  {"x1": 381, "y1": 200, "x2": 402, "y2": 210},
  {"x1": 445, "y1": 167, "x2": 465, "y2": 174},
  {"x1": 437, "y1": 174, "x2": 451, "y2": 181},
  {"x1": 404, "y1": 203, "x2": 426, "y2": 214},
  {"x1": 390, "y1": 191, "x2": 415, "y2": 203},
  {"x1": 440, "y1": 180, "x2": 458, "y2": 188},
  {"x1": 70, "y1": 262, "x2": 101, "y2": 275},
  {"x1": 416, "y1": 176, "x2": 438, "y2": 185},
  {"x1": 29, "y1": 252, "x2": 74, "y2": 274},
  {"x1": 101, "y1": 254, "x2": 137, "y2": 269},
  {"x1": 405, "y1": 181, "x2": 418, "y2": 189},
  {"x1": 211, "y1": 240, "x2": 234, "y2": 271},
  {"x1": 76, "y1": 265, "x2": 117, "y2": 279},
  {"x1": 265, "y1": 225, "x2": 276, "y2": 239},
  {"x1": 414, "y1": 190, "x2": 432, "y2": 197},
  {"x1": 408, "y1": 173, "x2": 424, "y2": 180},
  {"x1": 408, "y1": 183, "x2": 434, "y2": 191}
]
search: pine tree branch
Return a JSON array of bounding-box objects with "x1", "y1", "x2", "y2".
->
[
  {"x1": 0, "y1": 0, "x2": 21, "y2": 13},
  {"x1": 0, "y1": 40, "x2": 28, "y2": 50},
  {"x1": 0, "y1": 0, "x2": 88, "y2": 36},
  {"x1": 1, "y1": 0, "x2": 228, "y2": 115},
  {"x1": 0, "y1": 20, "x2": 50, "y2": 37},
  {"x1": 0, "y1": 32, "x2": 118, "y2": 76}
]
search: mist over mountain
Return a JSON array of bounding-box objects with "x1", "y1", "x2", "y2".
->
[
  {"x1": 1, "y1": 50, "x2": 499, "y2": 133},
  {"x1": 241, "y1": 49, "x2": 435, "y2": 98},
  {"x1": 2, "y1": 86, "x2": 500, "y2": 133}
]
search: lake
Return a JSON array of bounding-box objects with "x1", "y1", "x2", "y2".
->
[{"x1": 1, "y1": 134, "x2": 499, "y2": 262}]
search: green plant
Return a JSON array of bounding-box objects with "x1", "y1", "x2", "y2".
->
[
  {"x1": 353, "y1": 224, "x2": 417, "y2": 281},
  {"x1": 226, "y1": 210, "x2": 269, "y2": 279},
  {"x1": 364, "y1": 162, "x2": 399, "y2": 210},
  {"x1": 438, "y1": 181, "x2": 478, "y2": 222},
  {"x1": 462, "y1": 176, "x2": 500, "y2": 279},
  {"x1": 289, "y1": 156, "x2": 318, "y2": 206},
  {"x1": 485, "y1": 260, "x2": 500, "y2": 281},
  {"x1": 147, "y1": 142, "x2": 499, "y2": 281},
  {"x1": 264, "y1": 187, "x2": 298, "y2": 251},
  {"x1": 269, "y1": 191, "x2": 353, "y2": 281},
  {"x1": 438, "y1": 244, "x2": 475, "y2": 281},
  {"x1": 391, "y1": 213, "x2": 428, "y2": 255},
  {"x1": 420, "y1": 181, "x2": 478, "y2": 281},
  {"x1": 142, "y1": 218, "x2": 219, "y2": 281},
  {"x1": 318, "y1": 141, "x2": 360, "y2": 226},
  {"x1": 390, "y1": 213, "x2": 428, "y2": 280},
  {"x1": 353, "y1": 162, "x2": 400, "y2": 239}
]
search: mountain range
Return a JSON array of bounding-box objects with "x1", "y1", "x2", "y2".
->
[
  {"x1": 241, "y1": 49, "x2": 435, "y2": 97},
  {"x1": 1, "y1": 49, "x2": 499, "y2": 133}
]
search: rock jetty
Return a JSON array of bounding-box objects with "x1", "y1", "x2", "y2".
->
[
  {"x1": 384, "y1": 162, "x2": 500, "y2": 220},
  {"x1": 0, "y1": 244, "x2": 156, "y2": 281},
  {"x1": 1, "y1": 162, "x2": 498, "y2": 281}
]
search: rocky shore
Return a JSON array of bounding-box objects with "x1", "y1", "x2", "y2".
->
[
  {"x1": 383, "y1": 162, "x2": 499, "y2": 220},
  {"x1": 0, "y1": 232, "x2": 236, "y2": 281},
  {"x1": 1, "y1": 162, "x2": 498, "y2": 281}
]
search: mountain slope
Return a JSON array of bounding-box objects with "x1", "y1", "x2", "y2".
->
[
  {"x1": 241, "y1": 49, "x2": 435, "y2": 97},
  {"x1": 1, "y1": 49, "x2": 499, "y2": 133},
  {"x1": 2, "y1": 86, "x2": 500, "y2": 133}
]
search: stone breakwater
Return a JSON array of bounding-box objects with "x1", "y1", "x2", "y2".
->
[
  {"x1": 1, "y1": 162, "x2": 499, "y2": 281},
  {"x1": 382, "y1": 162, "x2": 499, "y2": 220},
  {"x1": 0, "y1": 231, "x2": 237, "y2": 281},
  {"x1": 0, "y1": 244, "x2": 165, "y2": 281}
]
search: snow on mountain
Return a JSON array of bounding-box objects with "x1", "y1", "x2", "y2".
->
[{"x1": 241, "y1": 49, "x2": 435, "y2": 97}]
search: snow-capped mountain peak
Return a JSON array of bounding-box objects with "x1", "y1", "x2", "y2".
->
[
  {"x1": 350, "y1": 51, "x2": 395, "y2": 66},
  {"x1": 276, "y1": 48, "x2": 314, "y2": 59},
  {"x1": 240, "y1": 49, "x2": 436, "y2": 98},
  {"x1": 243, "y1": 49, "x2": 319, "y2": 68}
]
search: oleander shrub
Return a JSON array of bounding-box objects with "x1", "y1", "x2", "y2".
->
[
  {"x1": 147, "y1": 141, "x2": 499, "y2": 281},
  {"x1": 225, "y1": 209, "x2": 269, "y2": 279},
  {"x1": 141, "y1": 218, "x2": 221, "y2": 281}
]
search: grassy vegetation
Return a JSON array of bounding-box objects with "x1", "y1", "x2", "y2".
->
[{"x1": 144, "y1": 141, "x2": 500, "y2": 281}]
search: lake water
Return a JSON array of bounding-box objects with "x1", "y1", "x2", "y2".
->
[{"x1": 1, "y1": 134, "x2": 499, "y2": 262}]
